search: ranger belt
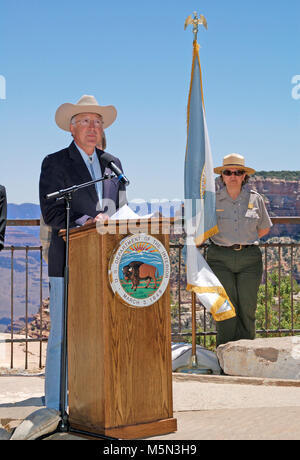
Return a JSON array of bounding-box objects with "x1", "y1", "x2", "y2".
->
[{"x1": 218, "y1": 244, "x2": 254, "y2": 251}]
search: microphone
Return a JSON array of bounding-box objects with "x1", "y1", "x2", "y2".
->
[{"x1": 101, "y1": 152, "x2": 130, "y2": 186}]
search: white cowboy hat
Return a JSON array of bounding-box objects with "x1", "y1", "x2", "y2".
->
[
  {"x1": 55, "y1": 94, "x2": 117, "y2": 131},
  {"x1": 214, "y1": 153, "x2": 255, "y2": 175}
]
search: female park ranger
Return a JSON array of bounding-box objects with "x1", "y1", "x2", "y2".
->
[{"x1": 207, "y1": 154, "x2": 272, "y2": 346}]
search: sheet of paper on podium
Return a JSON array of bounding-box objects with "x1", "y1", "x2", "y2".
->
[{"x1": 110, "y1": 204, "x2": 154, "y2": 220}]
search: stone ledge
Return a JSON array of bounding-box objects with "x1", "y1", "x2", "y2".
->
[
  {"x1": 173, "y1": 372, "x2": 300, "y2": 387},
  {"x1": 216, "y1": 336, "x2": 300, "y2": 380}
]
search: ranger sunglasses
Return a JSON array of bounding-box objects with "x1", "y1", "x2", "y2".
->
[{"x1": 222, "y1": 169, "x2": 245, "y2": 176}]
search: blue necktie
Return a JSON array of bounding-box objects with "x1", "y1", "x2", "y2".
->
[{"x1": 89, "y1": 157, "x2": 102, "y2": 206}]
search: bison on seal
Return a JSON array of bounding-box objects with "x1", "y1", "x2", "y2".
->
[{"x1": 122, "y1": 261, "x2": 158, "y2": 291}]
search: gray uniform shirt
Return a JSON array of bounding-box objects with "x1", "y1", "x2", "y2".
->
[{"x1": 211, "y1": 187, "x2": 272, "y2": 246}]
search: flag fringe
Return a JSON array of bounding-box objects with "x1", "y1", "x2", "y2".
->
[
  {"x1": 210, "y1": 296, "x2": 236, "y2": 321},
  {"x1": 194, "y1": 225, "x2": 219, "y2": 247},
  {"x1": 186, "y1": 282, "x2": 236, "y2": 321}
]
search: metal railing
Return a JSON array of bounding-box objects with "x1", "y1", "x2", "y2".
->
[
  {"x1": 169, "y1": 239, "x2": 300, "y2": 348},
  {"x1": 0, "y1": 219, "x2": 48, "y2": 370},
  {"x1": 1, "y1": 217, "x2": 300, "y2": 370}
]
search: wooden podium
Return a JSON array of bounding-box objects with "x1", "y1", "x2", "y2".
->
[{"x1": 66, "y1": 218, "x2": 177, "y2": 439}]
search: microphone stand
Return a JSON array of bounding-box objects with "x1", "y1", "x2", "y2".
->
[{"x1": 45, "y1": 173, "x2": 114, "y2": 433}]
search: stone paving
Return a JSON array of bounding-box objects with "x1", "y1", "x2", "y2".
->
[{"x1": 1, "y1": 373, "x2": 300, "y2": 440}]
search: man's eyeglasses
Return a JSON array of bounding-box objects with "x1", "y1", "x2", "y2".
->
[
  {"x1": 222, "y1": 169, "x2": 245, "y2": 176},
  {"x1": 72, "y1": 117, "x2": 103, "y2": 128}
]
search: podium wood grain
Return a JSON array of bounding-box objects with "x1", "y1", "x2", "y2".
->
[{"x1": 67, "y1": 220, "x2": 177, "y2": 439}]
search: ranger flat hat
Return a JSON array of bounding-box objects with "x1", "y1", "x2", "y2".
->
[
  {"x1": 214, "y1": 153, "x2": 255, "y2": 175},
  {"x1": 55, "y1": 94, "x2": 117, "y2": 131}
]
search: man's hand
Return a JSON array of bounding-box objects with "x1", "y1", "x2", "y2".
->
[
  {"x1": 94, "y1": 213, "x2": 109, "y2": 222},
  {"x1": 83, "y1": 218, "x2": 94, "y2": 226},
  {"x1": 82, "y1": 214, "x2": 109, "y2": 225}
]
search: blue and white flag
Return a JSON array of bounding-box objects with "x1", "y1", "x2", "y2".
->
[
  {"x1": 184, "y1": 41, "x2": 218, "y2": 244},
  {"x1": 184, "y1": 41, "x2": 235, "y2": 321}
]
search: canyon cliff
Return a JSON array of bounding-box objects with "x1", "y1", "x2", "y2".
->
[{"x1": 248, "y1": 173, "x2": 300, "y2": 239}]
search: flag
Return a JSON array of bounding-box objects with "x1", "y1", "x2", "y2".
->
[
  {"x1": 185, "y1": 237, "x2": 236, "y2": 321},
  {"x1": 184, "y1": 41, "x2": 217, "y2": 244},
  {"x1": 184, "y1": 41, "x2": 236, "y2": 321}
]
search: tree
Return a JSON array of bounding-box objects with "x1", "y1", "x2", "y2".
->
[{"x1": 256, "y1": 271, "x2": 300, "y2": 335}]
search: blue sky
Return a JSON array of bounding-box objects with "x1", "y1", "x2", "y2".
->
[{"x1": 0, "y1": 0, "x2": 299, "y2": 204}]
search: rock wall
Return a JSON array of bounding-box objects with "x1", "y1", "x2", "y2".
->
[
  {"x1": 249, "y1": 176, "x2": 300, "y2": 217},
  {"x1": 248, "y1": 176, "x2": 300, "y2": 239}
]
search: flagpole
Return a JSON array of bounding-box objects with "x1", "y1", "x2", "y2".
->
[
  {"x1": 176, "y1": 11, "x2": 213, "y2": 375},
  {"x1": 191, "y1": 292, "x2": 198, "y2": 368},
  {"x1": 186, "y1": 11, "x2": 206, "y2": 372}
]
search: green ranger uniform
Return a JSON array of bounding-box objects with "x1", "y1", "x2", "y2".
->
[{"x1": 207, "y1": 187, "x2": 272, "y2": 346}]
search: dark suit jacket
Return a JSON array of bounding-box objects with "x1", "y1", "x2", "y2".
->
[
  {"x1": 0, "y1": 185, "x2": 7, "y2": 251},
  {"x1": 39, "y1": 141, "x2": 127, "y2": 277}
]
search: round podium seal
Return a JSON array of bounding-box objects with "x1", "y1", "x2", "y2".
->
[{"x1": 108, "y1": 233, "x2": 171, "y2": 308}]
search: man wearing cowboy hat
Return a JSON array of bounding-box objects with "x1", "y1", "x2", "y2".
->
[
  {"x1": 207, "y1": 153, "x2": 272, "y2": 347},
  {"x1": 39, "y1": 95, "x2": 127, "y2": 411}
]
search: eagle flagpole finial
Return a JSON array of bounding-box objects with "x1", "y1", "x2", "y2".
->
[{"x1": 184, "y1": 11, "x2": 207, "y2": 42}]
